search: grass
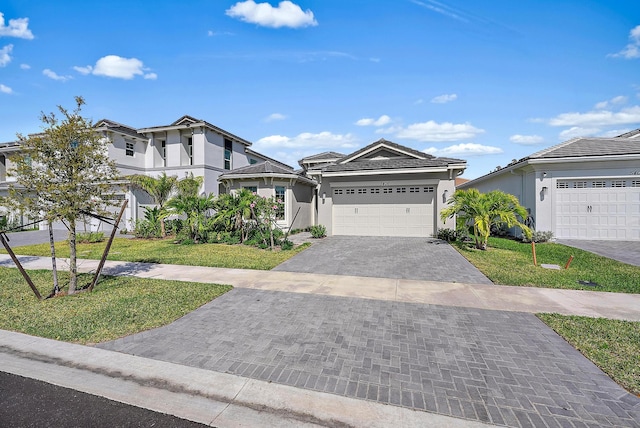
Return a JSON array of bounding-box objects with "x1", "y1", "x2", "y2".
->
[
  {"x1": 5, "y1": 238, "x2": 311, "y2": 270},
  {"x1": 452, "y1": 237, "x2": 640, "y2": 293},
  {"x1": 0, "y1": 267, "x2": 231, "y2": 344},
  {"x1": 538, "y1": 314, "x2": 640, "y2": 397}
]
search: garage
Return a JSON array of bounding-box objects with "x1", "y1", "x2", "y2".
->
[
  {"x1": 332, "y1": 184, "x2": 435, "y2": 237},
  {"x1": 555, "y1": 178, "x2": 640, "y2": 240}
]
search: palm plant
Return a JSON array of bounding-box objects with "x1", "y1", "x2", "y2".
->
[
  {"x1": 128, "y1": 172, "x2": 177, "y2": 237},
  {"x1": 440, "y1": 188, "x2": 531, "y2": 250},
  {"x1": 167, "y1": 193, "x2": 216, "y2": 243},
  {"x1": 213, "y1": 189, "x2": 255, "y2": 241}
]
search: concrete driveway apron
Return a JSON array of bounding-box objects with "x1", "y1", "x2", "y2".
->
[
  {"x1": 100, "y1": 288, "x2": 640, "y2": 428},
  {"x1": 558, "y1": 239, "x2": 640, "y2": 267},
  {"x1": 273, "y1": 236, "x2": 493, "y2": 285}
]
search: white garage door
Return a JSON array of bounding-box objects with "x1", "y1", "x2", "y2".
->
[
  {"x1": 555, "y1": 178, "x2": 640, "y2": 241},
  {"x1": 332, "y1": 185, "x2": 435, "y2": 237}
]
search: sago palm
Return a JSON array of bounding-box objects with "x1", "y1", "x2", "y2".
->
[{"x1": 128, "y1": 172, "x2": 177, "y2": 237}]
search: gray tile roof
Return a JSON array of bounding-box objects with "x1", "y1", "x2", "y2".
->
[
  {"x1": 527, "y1": 137, "x2": 640, "y2": 160},
  {"x1": 324, "y1": 157, "x2": 465, "y2": 173},
  {"x1": 95, "y1": 119, "x2": 145, "y2": 139},
  {"x1": 221, "y1": 161, "x2": 294, "y2": 176},
  {"x1": 340, "y1": 139, "x2": 433, "y2": 163},
  {"x1": 300, "y1": 151, "x2": 345, "y2": 162}
]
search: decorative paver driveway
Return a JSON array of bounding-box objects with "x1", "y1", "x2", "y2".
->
[
  {"x1": 274, "y1": 236, "x2": 493, "y2": 284},
  {"x1": 100, "y1": 289, "x2": 640, "y2": 427}
]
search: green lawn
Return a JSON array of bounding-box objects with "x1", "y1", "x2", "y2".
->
[
  {"x1": 0, "y1": 267, "x2": 231, "y2": 344},
  {"x1": 453, "y1": 237, "x2": 640, "y2": 293},
  {"x1": 5, "y1": 238, "x2": 311, "y2": 270},
  {"x1": 538, "y1": 314, "x2": 640, "y2": 396}
]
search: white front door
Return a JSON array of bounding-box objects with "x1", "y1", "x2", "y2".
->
[
  {"x1": 332, "y1": 185, "x2": 435, "y2": 237},
  {"x1": 555, "y1": 178, "x2": 640, "y2": 240}
]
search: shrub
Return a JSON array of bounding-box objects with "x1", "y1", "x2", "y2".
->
[
  {"x1": 310, "y1": 225, "x2": 327, "y2": 239},
  {"x1": 280, "y1": 239, "x2": 294, "y2": 250},
  {"x1": 522, "y1": 230, "x2": 554, "y2": 243},
  {"x1": 133, "y1": 219, "x2": 161, "y2": 239},
  {"x1": 436, "y1": 228, "x2": 457, "y2": 242},
  {"x1": 77, "y1": 232, "x2": 105, "y2": 243}
]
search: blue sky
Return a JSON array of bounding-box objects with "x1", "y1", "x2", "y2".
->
[{"x1": 1, "y1": 1, "x2": 639, "y2": 178}]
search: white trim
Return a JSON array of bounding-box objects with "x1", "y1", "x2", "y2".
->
[
  {"x1": 323, "y1": 167, "x2": 448, "y2": 177},
  {"x1": 339, "y1": 142, "x2": 424, "y2": 164},
  {"x1": 330, "y1": 179, "x2": 440, "y2": 188}
]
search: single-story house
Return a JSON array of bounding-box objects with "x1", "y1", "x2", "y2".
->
[{"x1": 458, "y1": 130, "x2": 640, "y2": 241}]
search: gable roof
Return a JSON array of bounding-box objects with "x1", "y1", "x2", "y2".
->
[
  {"x1": 245, "y1": 148, "x2": 293, "y2": 170},
  {"x1": 300, "y1": 151, "x2": 345, "y2": 162},
  {"x1": 339, "y1": 139, "x2": 432, "y2": 164},
  {"x1": 94, "y1": 119, "x2": 146, "y2": 140}
]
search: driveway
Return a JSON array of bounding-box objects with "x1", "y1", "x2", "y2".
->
[
  {"x1": 99, "y1": 288, "x2": 640, "y2": 427},
  {"x1": 558, "y1": 239, "x2": 640, "y2": 267},
  {"x1": 274, "y1": 236, "x2": 493, "y2": 284},
  {"x1": 2, "y1": 230, "x2": 68, "y2": 248}
]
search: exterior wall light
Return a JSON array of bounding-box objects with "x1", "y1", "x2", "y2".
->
[{"x1": 443, "y1": 189, "x2": 449, "y2": 203}]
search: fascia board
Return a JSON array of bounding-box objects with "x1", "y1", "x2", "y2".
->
[{"x1": 322, "y1": 167, "x2": 448, "y2": 177}]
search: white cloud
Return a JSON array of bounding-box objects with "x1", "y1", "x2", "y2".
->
[
  {"x1": 549, "y1": 106, "x2": 640, "y2": 127},
  {"x1": 0, "y1": 44, "x2": 12, "y2": 67},
  {"x1": 558, "y1": 127, "x2": 601, "y2": 140},
  {"x1": 226, "y1": 1, "x2": 318, "y2": 29},
  {"x1": 414, "y1": 99, "x2": 424, "y2": 105},
  {"x1": 423, "y1": 143, "x2": 503, "y2": 156},
  {"x1": 20, "y1": 63, "x2": 30, "y2": 69},
  {"x1": 509, "y1": 134, "x2": 544, "y2": 145},
  {"x1": 430, "y1": 93, "x2": 457, "y2": 104},
  {"x1": 208, "y1": 30, "x2": 234, "y2": 36},
  {"x1": 599, "y1": 128, "x2": 632, "y2": 138},
  {"x1": 264, "y1": 113, "x2": 287, "y2": 122},
  {"x1": 394, "y1": 120, "x2": 485, "y2": 142},
  {"x1": 254, "y1": 131, "x2": 358, "y2": 150},
  {"x1": 143, "y1": 72, "x2": 157, "y2": 80},
  {"x1": 355, "y1": 115, "x2": 391, "y2": 127},
  {"x1": 0, "y1": 13, "x2": 34, "y2": 39},
  {"x1": 73, "y1": 65, "x2": 93, "y2": 75},
  {"x1": 42, "y1": 68, "x2": 72, "y2": 82},
  {"x1": 609, "y1": 25, "x2": 640, "y2": 59},
  {"x1": 0, "y1": 83, "x2": 12, "y2": 94},
  {"x1": 594, "y1": 95, "x2": 628, "y2": 109},
  {"x1": 88, "y1": 55, "x2": 154, "y2": 80}
]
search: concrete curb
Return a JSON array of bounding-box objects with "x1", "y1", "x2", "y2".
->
[{"x1": 0, "y1": 330, "x2": 493, "y2": 427}]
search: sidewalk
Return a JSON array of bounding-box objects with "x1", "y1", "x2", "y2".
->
[{"x1": 1, "y1": 254, "x2": 639, "y2": 321}]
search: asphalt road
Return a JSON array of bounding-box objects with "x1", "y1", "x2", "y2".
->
[{"x1": 0, "y1": 371, "x2": 208, "y2": 428}]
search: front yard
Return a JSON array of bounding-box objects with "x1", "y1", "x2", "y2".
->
[
  {"x1": 0, "y1": 267, "x2": 231, "y2": 344},
  {"x1": 4, "y1": 238, "x2": 310, "y2": 270},
  {"x1": 453, "y1": 236, "x2": 640, "y2": 293}
]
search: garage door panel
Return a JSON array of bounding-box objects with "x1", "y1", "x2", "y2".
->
[
  {"x1": 555, "y1": 180, "x2": 640, "y2": 241},
  {"x1": 332, "y1": 185, "x2": 435, "y2": 237}
]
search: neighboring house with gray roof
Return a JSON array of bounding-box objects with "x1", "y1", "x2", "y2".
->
[
  {"x1": 458, "y1": 131, "x2": 640, "y2": 241},
  {"x1": 306, "y1": 139, "x2": 466, "y2": 237}
]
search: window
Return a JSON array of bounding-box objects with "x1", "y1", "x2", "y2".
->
[
  {"x1": 358, "y1": 188, "x2": 367, "y2": 194},
  {"x1": 409, "y1": 187, "x2": 420, "y2": 193},
  {"x1": 612, "y1": 180, "x2": 626, "y2": 188},
  {"x1": 334, "y1": 189, "x2": 343, "y2": 195},
  {"x1": 125, "y1": 141, "x2": 134, "y2": 157},
  {"x1": 383, "y1": 188, "x2": 393, "y2": 194},
  {"x1": 556, "y1": 182, "x2": 569, "y2": 189},
  {"x1": 370, "y1": 188, "x2": 380, "y2": 194},
  {"x1": 573, "y1": 181, "x2": 587, "y2": 188},
  {"x1": 187, "y1": 137, "x2": 193, "y2": 165},
  {"x1": 396, "y1": 187, "x2": 406, "y2": 193},
  {"x1": 243, "y1": 186, "x2": 257, "y2": 193},
  {"x1": 224, "y1": 138, "x2": 233, "y2": 170},
  {"x1": 592, "y1": 181, "x2": 606, "y2": 188},
  {"x1": 249, "y1": 158, "x2": 258, "y2": 165},
  {"x1": 346, "y1": 189, "x2": 355, "y2": 195},
  {"x1": 423, "y1": 186, "x2": 434, "y2": 193},
  {"x1": 632, "y1": 180, "x2": 640, "y2": 188},
  {"x1": 275, "y1": 186, "x2": 285, "y2": 220},
  {"x1": 159, "y1": 140, "x2": 166, "y2": 167}
]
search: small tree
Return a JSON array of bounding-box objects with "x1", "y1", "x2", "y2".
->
[
  {"x1": 128, "y1": 172, "x2": 177, "y2": 237},
  {"x1": 440, "y1": 188, "x2": 531, "y2": 250},
  {"x1": 8, "y1": 96, "x2": 120, "y2": 294}
]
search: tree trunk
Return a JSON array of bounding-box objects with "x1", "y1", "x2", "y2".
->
[
  {"x1": 160, "y1": 218, "x2": 166, "y2": 238},
  {"x1": 68, "y1": 219, "x2": 77, "y2": 295},
  {"x1": 48, "y1": 221, "x2": 59, "y2": 293}
]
